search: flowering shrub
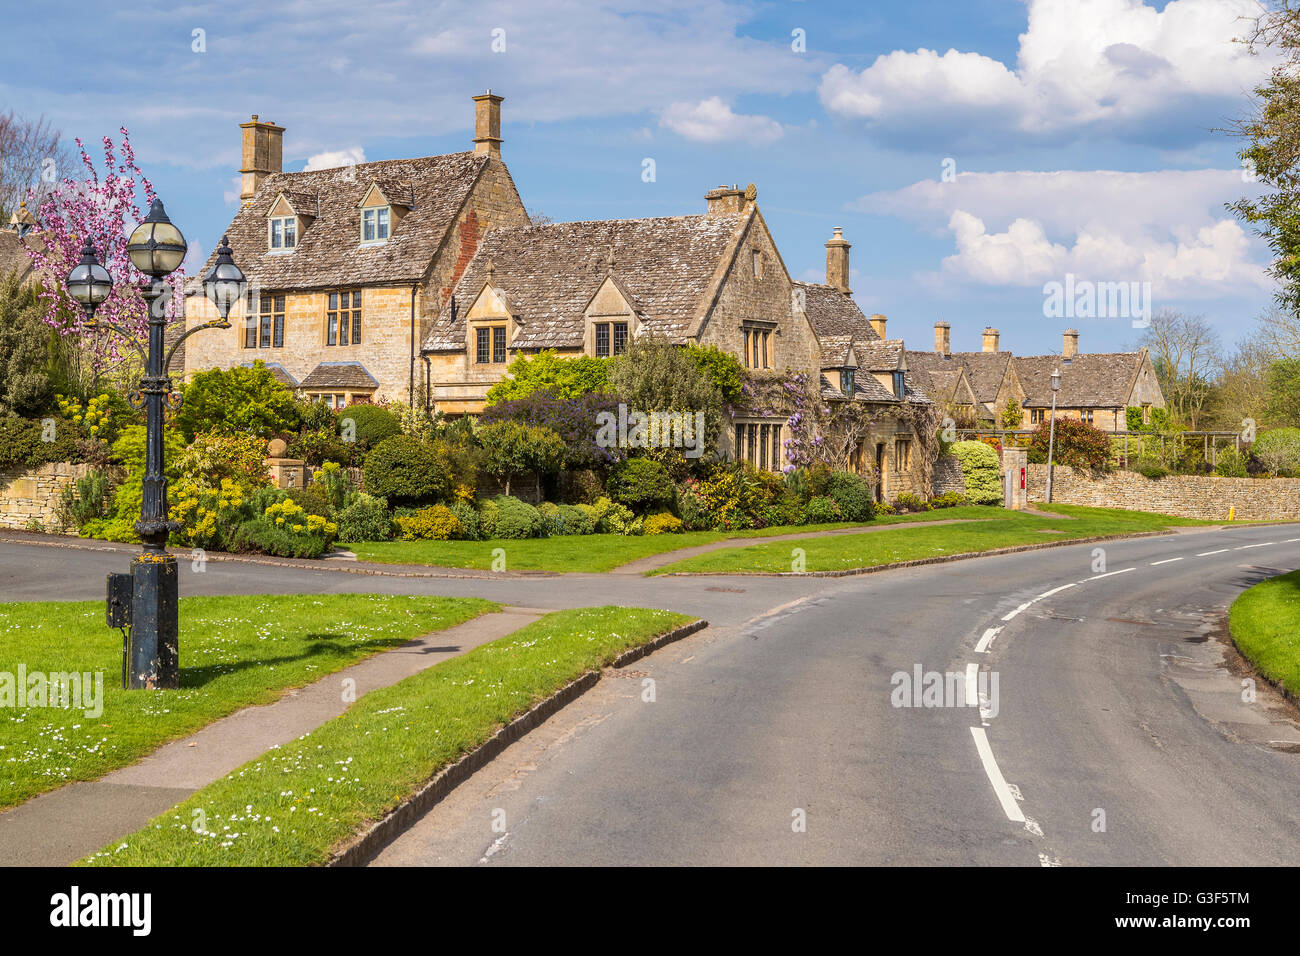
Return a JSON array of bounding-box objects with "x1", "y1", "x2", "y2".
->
[
  {"x1": 56, "y1": 393, "x2": 115, "y2": 441},
  {"x1": 264, "y1": 497, "x2": 337, "y2": 539},
  {"x1": 177, "y1": 430, "x2": 270, "y2": 489},
  {"x1": 578, "y1": 497, "x2": 638, "y2": 535},
  {"x1": 928, "y1": 492, "x2": 968, "y2": 508},
  {"x1": 169, "y1": 477, "x2": 247, "y2": 549},
  {"x1": 1027, "y1": 419, "x2": 1110, "y2": 470},
  {"x1": 395, "y1": 504, "x2": 463, "y2": 541},
  {"x1": 643, "y1": 512, "x2": 683, "y2": 535}
]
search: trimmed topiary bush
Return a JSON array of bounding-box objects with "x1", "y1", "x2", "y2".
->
[
  {"x1": 557, "y1": 503, "x2": 595, "y2": 535},
  {"x1": 363, "y1": 435, "x2": 450, "y2": 507},
  {"x1": 336, "y1": 404, "x2": 402, "y2": 453},
  {"x1": 951, "y1": 440, "x2": 1002, "y2": 505},
  {"x1": 491, "y1": 495, "x2": 545, "y2": 539}
]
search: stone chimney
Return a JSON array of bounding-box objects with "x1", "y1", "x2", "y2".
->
[
  {"x1": 934, "y1": 321, "x2": 950, "y2": 356},
  {"x1": 825, "y1": 226, "x2": 850, "y2": 294},
  {"x1": 1063, "y1": 328, "x2": 1079, "y2": 359},
  {"x1": 706, "y1": 184, "x2": 746, "y2": 217},
  {"x1": 473, "y1": 90, "x2": 503, "y2": 159},
  {"x1": 982, "y1": 327, "x2": 1000, "y2": 353},
  {"x1": 239, "y1": 115, "x2": 284, "y2": 205},
  {"x1": 869, "y1": 314, "x2": 887, "y2": 338}
]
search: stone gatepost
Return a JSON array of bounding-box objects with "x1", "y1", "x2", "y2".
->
[
  {"x1": 265, "y1": 438, "x2": 309, "y2": 491},
  {"x1": 1001, "y1": 446, "x2": 1028, "y2": 510}
]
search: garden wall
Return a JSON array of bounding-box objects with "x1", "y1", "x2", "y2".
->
[
  {"x1": 931, "y1": 455, "x2": 966, "y2": 497},
  {"x1": 0, "y1": 462, "x2": 93, "y2": 531},
  {"x1": 1026, "y1": 464, "x2": 1300, "y2": 521}
]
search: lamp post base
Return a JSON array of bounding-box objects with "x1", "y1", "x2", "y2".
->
[{"x1": 127, "y1": 554, "x2": 179, "y2": 690}]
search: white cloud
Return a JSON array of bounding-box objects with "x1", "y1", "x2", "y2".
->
[
  {"x1": 819, "y1": 0, "x2": 1271, "y2": 147},
  {"x1": 304, "y1": 147, "x2": 366, "y2": 171},
  {"x1": 859, "y1": 168, "x2": 1270, "y2": 298},
  {"x1": 659, "y1": 97, "x2": 783, "y2": 144}
]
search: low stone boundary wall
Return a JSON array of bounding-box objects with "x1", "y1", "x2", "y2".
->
[
  {"x1": 931, "y1": 455, "x2": 966, "y2": 497},
  {"x1": 1027, "y1": 464, "x2": 1300, "y2": 521},
  {"x1": 0, "y1": 463, "x2": 94, "y2": 531}
]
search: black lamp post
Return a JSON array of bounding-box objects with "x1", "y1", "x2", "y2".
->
[{"x1": 66, "y1": 203, "x2": 245, "y2": 690}]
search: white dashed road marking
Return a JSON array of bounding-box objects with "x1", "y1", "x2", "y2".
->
[
  {"x1": 1150, "y1": 557, "x2": 1183, "y2": 566},
  {"x1": 970, "y1": 727, "x2": 1025, "y2": 823},
  {"x1": 1197, "y1": 549, "x2": 1229, "y2": 557},
  {"x1": 974, "y1": 627, "x2": 1002, "y2": 654}
]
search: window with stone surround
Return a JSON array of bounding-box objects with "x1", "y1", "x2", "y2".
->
[
  {"x1": 244, "y1": 293, "x2": 285, "y2": 349},
  {"x1": 594, "y1": 321, "x2": 628, "y2": 358},
  {"x1": 735, "y1": 422, "x2": 783, "y2": 472},
  {"x1": 327, "y1": 291, "x2": 362, "y2": 346},
  {"x1": 475, "y1": 325, "x2": 507, "y2": 364},
  {"x1": 1031, "y1": 408, "x2": 1045, "y2": 425},
  {"x1": 742, "y1": 324, "x2": 772, "y2": 369},
  {"x1": 895, "y1": 438, "x2": 913, "y2": 473}
]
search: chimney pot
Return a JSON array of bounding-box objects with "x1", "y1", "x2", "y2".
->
[
  {"x1": 239, "y1": 115, "x2": 285, "y2": 205},
  {"x1": 472, "y1": 91, "x2": 504, "y2": 159},
  {"x1": 825, "y1": 227, "x2": 851, "y2": 294},
  {"x1": 982, "y1": 327, "x2": 1000, "y2": 353},
  {"x1": 869, "y1": 313, "x2": 887, "y2": 339}
]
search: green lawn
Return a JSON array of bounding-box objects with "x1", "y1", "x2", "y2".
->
[
  {"x1": 348, "y1": 506, "x2": 1003, "y2": 573},
  {"x1": 651, "y1": 504, "x2": 1212, "y2": 575},
  {"x1": 0, "y1": 594, "x2": 496, "y2": 809},
  {"x1": 1230, "y1": 569, "x2": 1300, "y2": 697},
  {"x1": 81, "y1": 605, "x2": 694, "y2": 867}
]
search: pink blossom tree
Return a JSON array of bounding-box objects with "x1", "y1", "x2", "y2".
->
[{"x1": 24, "y1": 128, "x2": 185, "y2": 378}]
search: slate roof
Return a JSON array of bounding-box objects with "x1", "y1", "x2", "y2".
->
[
  {"x1": 819, "y1": 372, "x2": 900, "y2": 404},
  {"x1": 193, "y1": 152, "x2": 502, "y2": 292},
  {"x1": 300, "y1": 362, "x2": 378, "y2": 390},
  {"x1": 423, "y1": 213, "x2": 745, "y2": 351},
  {"x1": 1017, "y1": 352, "x2": 1144, "y2": 408},
  {"x1": 852, "y1": 339, "x2": 906, "y2": 372},
  {"x1": 794, "y1": 280, "x2": 881, "y2": 341}
]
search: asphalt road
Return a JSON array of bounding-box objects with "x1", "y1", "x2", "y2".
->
[{"x1": 3, "y1": 523, "x2": 1299, "y2": 866}]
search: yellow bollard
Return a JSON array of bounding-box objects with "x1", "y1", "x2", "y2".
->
[{"x1": 1228, "y1": 506, "x2": 1235, "y2": 522}]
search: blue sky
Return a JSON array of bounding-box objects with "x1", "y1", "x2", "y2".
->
[{"x1": 3, "y1": 0, "x2": 1275, "y2": 355}]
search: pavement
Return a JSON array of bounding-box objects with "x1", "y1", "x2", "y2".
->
[{"x1": 1, "y1": 520, "x2": 1298, "y2": 866}]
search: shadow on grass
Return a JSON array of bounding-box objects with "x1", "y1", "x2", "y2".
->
[{"x1": 177, "y1": 632, "x2": 416, "y2": 688}]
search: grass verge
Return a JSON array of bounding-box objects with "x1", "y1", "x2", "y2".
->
[
  {"x1": 0, "y1": 594, "x2": 496, "y2": 809},
  {"x1": 348, "y1": 505, "x2": 1003, "y2": 572},
  {"x1": 80, "y1": 605, "x2": 693, "y2": 867},
  {"x1": 651, "y1": 504, "x2": 1211, "y2": 574},
  {"x1": 1229, "y1": 569, "x2": 1300, "y2": 697}
]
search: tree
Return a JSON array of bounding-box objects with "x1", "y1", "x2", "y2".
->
[
  {"x1": 478, "y1": 422, "x2": 565, "y2": 497},
  {"x1": 0, "y1": 273, "x2": 69, "y2": 416},
  {"x1": 1229, "y1": 3, "x2": 1300, "y2": 322},
  {"x1": 1028, "y1": 418, "x2": 1112, "y2": 470},
  {"x1": 687, "y1": 343, "x2": 744, "y2": 405},
  {"x1": 1266, "y1": 357, "x2": 1300, "y2": 425},
  {"x1": 24, "y1": 128, "x2": 182, "y2": 378},
  {"x1": 1000, "y1": 399, "x2": 1023, "y2": 429},
  {"x1": 1204, "y1": 327, "x2": 1274, "y2": 429},
  {"x1": 1137, "y1": 310, "x2": 1221, "y2": 428},
  {"x1": 608, "y1": 336, "x2": 725, "y2": 454},
  {"x1": 485, "y1": 349, "x2": 610, "y2": 404},
  {"x1": 0, "y1": 111, "x2": 73, "y2": 223},
  {"x1": 177, "y1": 363, "x2": 300, "y2": 441}
]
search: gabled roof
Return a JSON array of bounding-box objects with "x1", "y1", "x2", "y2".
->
[
  {"x1": 1017, "y1": 351, "x2": 1147, "y2": 408},
  {"x1": 819, "y1": 372, "x2": 900, "y2": 404},
  {"x1": 938, "y1": 350, "x2": 1016, "y2": 404},
  {"x1": 300, "y1": 361, "x2": 379, "y2": 390},
  {"x1": 0, "y1": 230, "x2": 40, "y2": 283},
  {"x1": 423, "y1": 213, "x2": 745, "y2": 352},
  {"x1": 794, "y1": 280, "x2": 881, "y2": 342},
  {"x1": 853, "y1": 339, "x2": 906, "y2": 373},
  {"x1": 194, "y1": 152, "x2": 502, "y2": 291}
]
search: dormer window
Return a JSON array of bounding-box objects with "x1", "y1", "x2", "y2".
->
[
  {"x1": 269, "y1": 216, "x2": 296, "y2": 249},
  {"x1": 892, "y1": 371, "x2": 905, "y2": 397},
  {"x1": 842, "y1": 368, "x2": 855, "y2": 396},
  {"x1": 361, "y1": 207, "x2": 390, "y2": 244}
]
